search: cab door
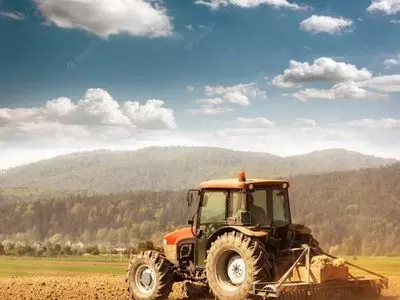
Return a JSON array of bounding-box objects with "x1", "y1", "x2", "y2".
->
[{"x1": 194, "y1": 190, "x2": 227, "y2": 268}]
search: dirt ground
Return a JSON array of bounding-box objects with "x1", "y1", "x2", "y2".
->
[{"x1": 0, "y1": 275, "x2": 399, "y2": 300}]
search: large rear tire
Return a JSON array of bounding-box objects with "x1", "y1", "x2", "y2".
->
[
  {"x1": 206, "y1": 231, "x2": 272, "y2": 300},
  {"x1": 126, "y1": 250, "x2": 174, "y2": 300}
]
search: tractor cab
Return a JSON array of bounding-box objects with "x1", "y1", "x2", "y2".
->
[
  {"x1": 193, "y1": 171, "x2": 291, "y2": 228},
  {"x1": 186, "y1": 171, "x2": 292, "y2": 267}
]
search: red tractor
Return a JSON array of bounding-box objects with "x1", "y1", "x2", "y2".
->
[{"x1": 126, "y1": 172, "x2": 388, "y2": 299}]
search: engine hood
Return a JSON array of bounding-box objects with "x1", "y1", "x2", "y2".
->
[{"x1": 164, "y1": 227, "x2": 194, "y2": 246}]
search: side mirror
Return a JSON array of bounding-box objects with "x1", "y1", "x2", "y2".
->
[
  {"x1": 187, "y1": 189, "x2": 200, "y2": 207},
  {"x1": 188, "y1": 193, "x2": 194, "y2": 206},
  {"x1": 188, "y1": 220, "x2": 194, "y2": 225}
]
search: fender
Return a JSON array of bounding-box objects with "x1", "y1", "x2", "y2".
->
[
  {"x1": 164, "y1": 227, "x2": 195, "y2": 246},
  {"x1": 163, "y1": 227, "x2": 195, "y2": 262},
  {"x1": 206, "y1": 226, "x2": 268, "y2": 249}
]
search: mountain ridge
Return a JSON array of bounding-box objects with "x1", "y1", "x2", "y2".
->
[{"x1": 0, "y1": 146, "x2": 397, "y2": 194}]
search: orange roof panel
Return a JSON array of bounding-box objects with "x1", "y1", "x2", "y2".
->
[{"x1": 199, "y1": 178, "x2": 289, "y2": 189}]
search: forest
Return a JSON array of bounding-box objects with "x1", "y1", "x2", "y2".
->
[{"x1": 0, "y1": 162, "x2": 399, "y2": 256}]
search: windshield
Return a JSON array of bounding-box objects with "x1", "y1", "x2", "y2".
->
[{"x1": 248, "y1": 187, "x2": 290, "y2": 227}]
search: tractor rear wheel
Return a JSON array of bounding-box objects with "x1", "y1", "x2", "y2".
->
[
  {"x1": 206, "y1": 231, "x2": 272, "y2": 300},
  {"x1": 126, "y1": 250, "x2": 174, "y2": 300}
]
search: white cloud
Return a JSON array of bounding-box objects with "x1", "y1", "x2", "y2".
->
[
  {"x1": 232, "y1": 117, "x2": 276, "y2": 128},
  {"x1": 195, "y1": 0, "x2": 308, "y2": 10},
  {"x1": 367, "y1": 0, "x2": 400, "y2": 15},
  {"x1": 0, "y1": 11, "x2": 25, "y2": 20},
  {"x1": 300, "y1": 15, "x2": 353, "y2": 34},
  {"x1": 383, "y1": 55, "x2": 400, "y2": 68},
  {"x1": 0, "y1": 88, "x2": 177, "y2": 144},
  {"x1": 188, "y1": 105, "x2": 232, "y2": 115},
  {"x1": 293, "y1": 81, "x2": 387, "y2": 101},
  {"x1": 2, "y1": 116, "x2": 400, "y2": 169},
  {"x1": 205, "y1": 82, "x2": 266, "y2": 106},
  {"x1": 342, "y1": 118, "x2": 400, "y2": 129},
  {"x1": 390, "y1": 19, "x2": 400, "y2": 23},
  {"x1": 359, "y1": 75, "x2": 400, "y2": 92},
  {"x1": 186, "y1": 85, "x2": 195, "y2": 92},
  {"x1": 185, "y1": 24, "x2": 194, "y2": 31},
  {"x1": 295, "y1": 118, "x2": 317, "y2": 127},
  {"x1": 34, "y1": 0, "x2": 173, "y2": 38},
  {"x1": 272, "y1": 58, "x2": 373, "y2": 88},
  {"x1": 122, "y1": 99, "x2": 177, "y2": 130},
  {"x1": 196, "y1": 98, "x2": 224, "y2": 105},
  {"x1": 188, "y1": 97, "x2": 232, "y2": 115}
]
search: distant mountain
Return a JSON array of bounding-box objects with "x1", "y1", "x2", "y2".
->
[{"x1": 0, "y1": 146, "x2": 396, "y2": 194}]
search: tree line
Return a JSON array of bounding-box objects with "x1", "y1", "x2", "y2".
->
[{"x1": 0, "y1": 163, "x2": 399, "y2": 256}]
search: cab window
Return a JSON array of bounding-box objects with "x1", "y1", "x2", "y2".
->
[
  {"x1": 200, "y1": 191, "x2": 226, "y2": 224},
  {"x1": 228, "y1": 190, "x2": 242, "y2": 219}
]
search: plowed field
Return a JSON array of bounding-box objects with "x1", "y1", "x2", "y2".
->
[{"x1": 0, "y1": 256, "x2": 398, "y2": 299}]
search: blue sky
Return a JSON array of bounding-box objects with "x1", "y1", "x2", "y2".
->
[{"x1": 0, "y1": 0, "x2": 399, "y2": 168}]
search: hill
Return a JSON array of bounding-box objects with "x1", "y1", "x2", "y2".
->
[
  {"x1": 0, "y1": 146, "x2": 396, "y2": 194},
  {"x1": 0, "y1": 162, "x2": 399, "y2": 256}
]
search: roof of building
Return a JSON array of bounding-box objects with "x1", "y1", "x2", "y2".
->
[{"x1": 199, "y1": 178, "x2": 289, "y2": 189}]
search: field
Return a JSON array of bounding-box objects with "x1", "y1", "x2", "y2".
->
[{"x1": 0, "y1": 255, "x2": 399, "y2": 299}]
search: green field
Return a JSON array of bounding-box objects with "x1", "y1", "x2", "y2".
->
[
  {"x1": 0, "y1": 255, "x2": 128, "y2": 277},
  {"x1": 0, "y1": 255, "x2": 399, "y2": 278}
]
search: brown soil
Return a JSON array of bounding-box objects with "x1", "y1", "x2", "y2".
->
[{"x1": 0, "y1": 275, "x2": 398, "y2": 300}]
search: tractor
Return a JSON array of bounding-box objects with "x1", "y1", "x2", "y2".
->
[{"x1": 126, "y1": 171, "x2": 388, "y2": 299}]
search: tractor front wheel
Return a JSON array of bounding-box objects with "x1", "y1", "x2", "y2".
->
[
  {"x1": 206, "y1": 231, "x2": 272, "y2": 300},
  {"x1": 126, "y1": 250, "x2": 174, "y2": 300}
]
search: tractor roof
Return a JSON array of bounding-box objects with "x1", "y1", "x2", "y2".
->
[{"x1": 199, "y1": 178, "x2": 289, "y2": 189}]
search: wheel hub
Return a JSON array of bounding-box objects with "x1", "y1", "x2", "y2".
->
[
  {"x1": 141, "y1": 270, "x2": 153, "y2": 287},
  {"x1": 227, "y1": 255, "x2": 246, "y2": 285},
  {"x1": 135, "y1": 265, "x2": 155, "y2": 294}
]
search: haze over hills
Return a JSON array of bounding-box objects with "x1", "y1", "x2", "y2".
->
[{"x1": 0, "y1": 146, "x2": 397, "y2": 194}]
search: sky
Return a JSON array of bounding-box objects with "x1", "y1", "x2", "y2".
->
[{"x1": 0, "y1": 0, "x2": 399, "y2": 169}]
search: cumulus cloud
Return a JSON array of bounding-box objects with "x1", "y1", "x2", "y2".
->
[
  {"x1": 122, "y1": 99, "x2": 177, "y2": 130},
  {"x1": 367, "y1": 0, "x2": 400, "y2": 15},
  {"x1": 359, "y1": 75, "x2": 400, "y2": 92},
  {"x1": 195, "y1": 98, "x2": 224, "y2": 105},
  {"x1": 383, "y1": 55, "x2": 400, "y2": 68},
  {"x1": 34, "y1": 0, "x2": 173, "y2": 38},
  {"x1": 204, "y1": 82, "x2": 266, "y2": 106},
  {"x1": 188, "y1": 105, "x2": 232, "y2": 115},
  {"x1": 189, "y1": 98, "x2": 232, "y2": 115},
  {"x1": 0, "y1": 11, "x2": 25, "y2": 20},
  {"x1": 186, "y1": 85, "x2": 195, "y2": 92},
  {"x1": 232, "y1": 117, "x2": 276, "y2": 128},
  {"x1": 295, "y1": 118, "x2": 317, "y2": 127},
  {"x1": 390, "y1": 19, "x2": 400, "y2": 24},
  {"x1": 0, "y1": 88, "x2": 176, "y2": 143},
  {"x1": 292, "y1": 81, "x2": 387, "y2": 101},
  {"x1": 209, "y1": 116, "x2": 400, "y2": 159},
  {"x1": 2, "y1": 115, "x2": 400, "y2": 169},
  {"x1": 194, "y1": 0, "x2": 308, "y2": 10},
  {"x1": 187, "y1": 82, "x2": 266, "y2": 115},
  {"x1": 300, "y1": 15, "x2": 353, "y2": 34},
  {"x1": 272, "y1": 57, "x2": 373, "y2": 88}
]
